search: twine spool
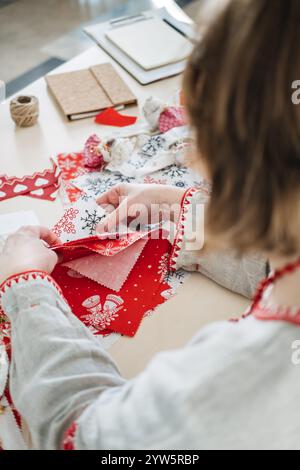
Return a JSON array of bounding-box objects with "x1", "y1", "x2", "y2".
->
[{"x1": 10, "y1": 95, "x2": 39, "y2": 127}]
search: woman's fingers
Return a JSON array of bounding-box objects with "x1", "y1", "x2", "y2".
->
[
  {"x1": 38, "y1": 227, "x2": 61, "y2": 246},
  {"x1": 96, "y1": 190, "x2": 115, "y2": 207},
  {"x1": 48, "y1": 248, "x2": 59, "y2": 269},
  {"x1": 18, "y1": 226, "x2": 61, "y2": 246},
  {"x1": 96, "y1": 200, "x2": 129, "y2": 233},
  {"x1": 96, "y1": 184, "x2": 125, "y2": 207}
]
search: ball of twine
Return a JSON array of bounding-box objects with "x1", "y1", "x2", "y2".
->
[{"x1": 10, "y1": 95, "x2": 39, "y2": 127}]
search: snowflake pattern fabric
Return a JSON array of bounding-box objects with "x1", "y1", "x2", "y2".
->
[
  {"x1": 58, "y1": 126, "x2": 205, "y2": 200},
  {"x1": 140, "y1": 135, "x2": 167, "y2": 157},
  {"x1": 72, "y1": 153, "x2": 205, "y2": 199},
  {"x1": 81, "y1": 209, "x2": 106, "y2": 235},
  {"x1": 77, "y1": 175, "x2": 115, "y2": 197}
]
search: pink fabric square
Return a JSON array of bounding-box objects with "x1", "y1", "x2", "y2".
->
[
  {"x1": 63, "y1": 238, "x2": 147, "y2": 292},
  {"x1": 158, "y1": 106, "x2": 186, "y2": 133}
]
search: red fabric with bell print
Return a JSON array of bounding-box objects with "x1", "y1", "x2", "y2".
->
[{"x1": 51, "y1": 237, "x2": 171, "y2": 337}]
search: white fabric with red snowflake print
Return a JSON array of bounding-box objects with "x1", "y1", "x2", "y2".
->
[{"x1": 53, "y1": 198, "x2": 107, "y2": 242}]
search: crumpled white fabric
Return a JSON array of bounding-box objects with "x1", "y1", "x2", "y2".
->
[
  {"x1": 142, "y1": 97, "x2": 165, "y2": 131},
  {"x1": 105, "y1": 137, "x2": 136, "y2": 173},
  {"x1": 105, "y1": 126, "x2": 191, "y2": 178}
]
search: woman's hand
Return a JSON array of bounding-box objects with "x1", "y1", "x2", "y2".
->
[
  {"x1": 96, "y1": 183, "x2": 185, "y2": 233},
  {"x1": 0, "y1": 226, "x2": 61, "y2": 285}
]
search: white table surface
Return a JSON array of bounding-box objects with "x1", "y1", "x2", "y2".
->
[{"x1": 0, "y1": 14, "x2": 248, "y2": 378}]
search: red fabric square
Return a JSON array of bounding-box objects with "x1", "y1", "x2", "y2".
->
[{"x1": 52, "y1": 237, "x2": 171, "y2": 337}]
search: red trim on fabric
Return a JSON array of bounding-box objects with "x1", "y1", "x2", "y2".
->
[
  {"x1": 0, "y1": 270, "x2": 70, "y2": 450},
  {"x1": 229, "y1": 256, "x2": 300, "y2": 325},
  {"x1": 62, "y1": 422, "x2": 77, "y2": 450},
  {"x1": 168, "y1": 187, "x2": 199, "y2": 272},
  {"x1": 253, "y1": 304, "x2": 300, "y2": 325},
  {"x1": 231, "y1": 304, "x2": 300, "y2": 326},
  {"x1": 0, "y1": 270, "x2": 65, "y2": 302}
]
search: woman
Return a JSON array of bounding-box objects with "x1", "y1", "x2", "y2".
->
[{"x1": 1, "y1": 0, "x2": 300, "y2": 450}]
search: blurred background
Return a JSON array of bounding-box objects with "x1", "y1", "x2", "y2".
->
[{"x1": 0, "y1": 0, "x2": 204, "y2": 96}]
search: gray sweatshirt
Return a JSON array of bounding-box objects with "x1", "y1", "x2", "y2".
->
[{"x1": 3, "y1": 191, "x2": 298, "y2": 451}]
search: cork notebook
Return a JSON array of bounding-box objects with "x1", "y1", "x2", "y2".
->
[{"x1": 46, "y1": 63, "x2": 137, "y2": 120}]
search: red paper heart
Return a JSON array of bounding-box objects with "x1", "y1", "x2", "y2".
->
[{"x1": 95, "y1": 108, "x2": 137, "y2": 127}]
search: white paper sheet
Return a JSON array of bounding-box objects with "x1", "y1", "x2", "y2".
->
[{"x1": 0, "y1": 211, "x2": 39, "y2": 253}]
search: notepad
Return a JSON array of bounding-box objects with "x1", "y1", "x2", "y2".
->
[
  {"x1": 46, "y1": 63, "x2": 137, "y2": 120},
  {"x1": 105, "y1": 17, "x2": 193, "y2": 71}
]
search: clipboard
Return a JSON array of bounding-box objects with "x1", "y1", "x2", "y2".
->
[
  {"x1": 105, "y1": 16, "x2": 193, "y2": 70},
  {"x1": 84, "y1": 8, "x2": 195, "y2": 85}
]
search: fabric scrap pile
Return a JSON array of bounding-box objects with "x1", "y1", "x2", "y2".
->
[{"x1": 57, "y1": 97, "x2": 209, "y2": 206}]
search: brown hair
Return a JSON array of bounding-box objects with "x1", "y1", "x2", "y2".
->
[{"x1": 184, "y1": 0, "x2": 300, "y2": 256}]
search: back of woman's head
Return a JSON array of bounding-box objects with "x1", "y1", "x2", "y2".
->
[{"x1": 184, "y1": 0, "x2": 300, "y2": 256}]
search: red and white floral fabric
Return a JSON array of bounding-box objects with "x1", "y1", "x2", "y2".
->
[{"x1": 57, "y1": 152, "x2": 92, "y2": 204}]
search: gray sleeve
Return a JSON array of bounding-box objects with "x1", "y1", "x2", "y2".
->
[
  {"x1": 2, "y1": 274, "x2": 296, "y2": 450},
  {"x1": 194, "y1": 251, "x2": 268, "y2": 299},
  {"x1": 59, "y1": 316, "x2": 296, "y2": 450},
  {"x1": 2, "y1": 273, "x2": 125, "y2": 450},
  {"x1": 173, "y1": 190, "x2": 268, "y2": 299}
]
